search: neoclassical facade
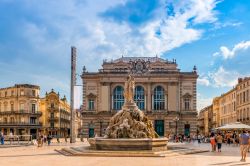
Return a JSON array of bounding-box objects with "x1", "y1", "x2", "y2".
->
[
  {"x1": 81, "y1": 57, "x2": 198, "y2": 137},
  {"x1": 0, "y1": 84, "x2": 41, "y2": 138}
]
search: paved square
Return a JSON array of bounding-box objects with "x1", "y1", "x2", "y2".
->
[{"x1": 0, "y1": 140, "x2": 249, "y2": 166}]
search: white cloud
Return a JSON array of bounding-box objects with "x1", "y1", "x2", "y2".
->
[
  {"x1": 213, "y1": 41, "x2": 250, "y2": 59},
  {"x1": 197, "y1": 93, "x2": 213, "y2": 111},
  {"x1": 197, "y1": 76, "x2": 210, "y2": 86},
  {"x1": 209, "y1": 66, "x2": 240, "y2": 87},
  {"x1": 0, "y1": 0, "x2": 221, "y2": 98}
]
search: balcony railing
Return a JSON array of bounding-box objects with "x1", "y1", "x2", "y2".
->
[
  {"x1": 48, "y1": 117, "x2": 59, "y2": 121},
  {"x1": 0, "y1": 110, "x2": 42, "y2": 116},
  {"x1": 0, "y1": 122, "x2": 42, "y2": 126},
  {"x1": 47, "y1": 107, "x2": 59, "y2": 112}
]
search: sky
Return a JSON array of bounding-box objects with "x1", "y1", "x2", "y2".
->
[{"x1": 0, "y1": 0, "x2": 250, "y2": 110}]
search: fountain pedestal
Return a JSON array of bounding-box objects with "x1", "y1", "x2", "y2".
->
[{"x1": 88, "y1": 137, "x2": 168, "y2": 151}]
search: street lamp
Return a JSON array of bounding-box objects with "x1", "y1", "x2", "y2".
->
[{"x1": 173, "y1": 116, "x2": 179, "y2": 137}]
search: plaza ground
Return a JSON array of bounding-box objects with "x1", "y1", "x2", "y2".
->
[{"x1": 0, "y1": 139, "x2": 249, "y2": 166}]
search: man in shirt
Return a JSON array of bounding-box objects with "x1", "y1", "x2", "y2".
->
[{"x1": 240, "y1": 130, "x2": 250, "y2": 162}]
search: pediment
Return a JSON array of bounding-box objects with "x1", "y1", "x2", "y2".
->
[
  {"x1": 182, "y1": 93, "x2": 192, "y2": 98},
  {"x1": 87, "y1": 93, "x2": 97, "y2": 98}
]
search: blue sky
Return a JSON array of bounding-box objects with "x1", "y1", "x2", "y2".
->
[{"x1": 1, "y1": 0, "x2": 250, "y2": 110}]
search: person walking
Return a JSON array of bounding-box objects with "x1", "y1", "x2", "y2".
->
[
  {"x1": 56, "y1": 134, "x2": 60, "y2": 143},
  {"x1": 0, "y1": 132, "x2": 4, "y2": 145},
  {"x1": 210, "y1": 133, "x2": 216, "y2": 152},
  {"x1": 64, "y1": 135, "x2": 68, "y2": 143},
  {"x1": 198, "y1": 134, "x2": 201, "y2": 144},
  {"x1": 9, "y1": 131, "x2": 14, "y2": 145},
  {"x1": 240, "y1": 130, "x2": 250, "y2": 162},
  {"x1": 47, "y1": 134, "x2": 52, "y2": 146},
  {"x1": 37, "y1": 132, "x2": 43, "y2": 147},
  {"x1": 216, "y1": 133, "x2": 223, "y2": 152}
]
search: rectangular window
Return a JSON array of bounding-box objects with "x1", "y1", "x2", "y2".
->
[
  {"x1": 88, "y1": 99, "x2": 94, "y2": 110},
  {"x1": 20, "y1": 103, "x2": 25, "y2": 112},
  {"x1": 50, "y1": 122, "x2": 54, "y2": 128},
  {"x1": 30, "y1": 117, "x2": 36, "y2": 124},
  {"x1": 5, "y1": 91, "x2": 7, "y2": 97},
  {"x1": 184, "y1": 98, "x2": 190, "y2": 110},
  {"x1": 11, "y1": 90, "x2": 14, "y2": 96},
  {"x1": 11, "y1": 103, "x2": 14, "y2": 111},
  {"x1": 31, "y1": 104, "x2": 36, "y2": 113},
  {"x1": 51, "y1": 103, "x2": 54, "y2": 108},
  {"x1": 32, "y1": 90, "x2": 36, "y2": 97},
  {"x1": 20, "y1": 90, "x2": 24, "y2": 96}
]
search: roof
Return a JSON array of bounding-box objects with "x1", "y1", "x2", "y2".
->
[
  {"x1": 112, "y1": 56, "x2": 169, "y2": 63},
  {"x1": 0, "y1": 84, "x2": 40, "y2": 90}
]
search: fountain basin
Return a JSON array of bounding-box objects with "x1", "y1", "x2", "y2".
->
[{"x1": 88, "y1": 137, "x2": 168, "y2": 151}]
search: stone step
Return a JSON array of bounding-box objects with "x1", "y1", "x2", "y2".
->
[{"x1": 55, "y1": 147, "x2": 209, "y2": 157}]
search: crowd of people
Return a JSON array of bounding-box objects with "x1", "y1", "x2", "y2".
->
[
  {"x1": 36, "y1": 132, "x2": 70, "y2": 147},
  {"x1": 207, "y1": 130, "x2": 250, "y2": 162}
]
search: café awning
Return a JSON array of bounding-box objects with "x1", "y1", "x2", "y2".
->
[{"x1": 215, "y1": 122, "x2": 250, "y2": 130}]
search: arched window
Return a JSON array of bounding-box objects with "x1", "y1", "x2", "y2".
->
[
  {"x1": 134, "y1": 86, "x2": 145, "y2": 110},
  {"x1": 113, "y1": 86, "x2": 124, "y2": 110},
  {"x1": 153, "y1": 86, "x2": 165, "y2": 110}
]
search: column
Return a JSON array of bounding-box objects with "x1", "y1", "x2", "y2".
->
[{"x1": 147, "y1": 83, "x2": 151, "y2": 112}]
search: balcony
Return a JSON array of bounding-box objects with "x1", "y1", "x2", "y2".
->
[
  {"x1": 0, "y1": 122, "x2": 42, "y2": 126},
  {"x1": 47, "y1": 107, "x2": 59, "y2": 112},
  {"x1": 0, "y1": 110, "x2": 42, "y2": 116},
  {"x1": 48, "y1": 117, "x2": 59, "y2": 121}
]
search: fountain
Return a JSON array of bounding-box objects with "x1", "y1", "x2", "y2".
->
[
  {"x1": 88, "y1": 75, "x2": 168, "y2": 151},
  {"x1": 57, "y1": 75, "x2": 168, "y2": 157}
]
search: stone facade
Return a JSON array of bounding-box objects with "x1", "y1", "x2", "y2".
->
[
  {"x1": 199, "y1": 77, "x2": 250, "y2": 134},
  {"x1": 0, "y1": 84, "x2": 41, "y2": 139},
  {"x1": 219, "y1": 88, "x2": 237, "y2": 126},
  {"x1": 198, "y1": 105, "x2": 213, "y2": 136},
  {"x1": 39, "y1": 89, "x2": 70, "y2": 137},
  {"x1": 81, "y1": 57, "x2": 198, "y2": 138},
  {"x1": 236, "y1": 77, "x2": 250, "y2": 124}
]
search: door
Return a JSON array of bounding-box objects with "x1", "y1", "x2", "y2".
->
[
  {"x1": 88, "y1": 128, "x2": 95, "y2": 138},
  {"x1": 30, "y1": 129, "x2": 37, "y2": 139},
  {"x1": 184, "y1": 124, "x2": 190, "y2": 136},
  {"x1": 155, "y1": 120, "x2": 164, "y2": 137}
]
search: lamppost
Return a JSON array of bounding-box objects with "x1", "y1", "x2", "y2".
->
[
  {"x1": 98, "y1": 119, "x2": 103, "y2": 137},
  {"x1": 173, "y1": 116, "x2": 179, "y2": 136}
]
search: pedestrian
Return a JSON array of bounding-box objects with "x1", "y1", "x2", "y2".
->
[
  {"x1": 47, "y1": 134, "x2": 52, "y2": 146},
  {"x1": 210, "y1": 132, "x2": 216, "y2": 152},
  {"x1": 216, "y1": 133, "x2": 223, "y2": 152},
  {"x1": 37, "y1": 132, "x2": 43, "y2": 147},
  {"x1": 226, "y1": 132, "x2": 231, "y2": 146},
  {"x1": 65, "y1": 135, "x2": 68, "y2": 143},
  {"x1": 0, "y1": 131, "x2": 4, "y2": 145},
  {"x1": 56, "y1": 134, "x2": 60, "y2": 143},
  {"x1": 198, "y1": 134, "x2": 201, "y2": 144},
  {"x1": 9, "y1": 131, "x2": 14, "y2": 145},
  {"x1": 240, "y1": 130, "x2": 250, "y2": 162}
]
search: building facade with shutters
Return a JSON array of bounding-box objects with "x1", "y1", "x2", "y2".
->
[
  {"x1": 39, "y1": 89, "x2": 71, "y2": 137},
  {"x1": 0, "y1": 84, "x2": 41, "y2": 139},
  {"x1": 81, "y1": 57, "x2": 198, "y2": 138}
]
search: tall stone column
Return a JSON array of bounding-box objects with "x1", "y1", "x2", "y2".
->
[{"x1": 147, "y1": 83, "x2": 151, "y2": 112}]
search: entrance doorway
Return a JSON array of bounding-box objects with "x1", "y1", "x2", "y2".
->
[
  {"x1": 30, "y1": 129, "x2": 37, "y2": 139},
  {"x1": 88, "y1": 128, "x2": 95, "y2": 138},
  {"x1": 184, "y1": 124, "x2": 190, "y2": 136},
  {"x1": 154, "y1": 120, "x2": 164, "y2": 137}
]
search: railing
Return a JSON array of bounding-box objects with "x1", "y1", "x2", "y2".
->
[
  {"x1": 0, "y1": 110, "x2": 42, "y2": 115},
  {"x1": 47, "y1": 107, "x2": 59, "y2": 111},
  {"x1": 0, "y1": 122, "x2": 42, "y2": 126},
  {"x1": 48, "y1": 117, "x2": 59, "y2": 121},
  {"x1": 3, "y1": 135, "x2": 33, "y2": 144}
]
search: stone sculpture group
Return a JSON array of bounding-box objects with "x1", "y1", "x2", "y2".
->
[{"x1": 104, "y1": 75, "x2": 159, "y2": 139}]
